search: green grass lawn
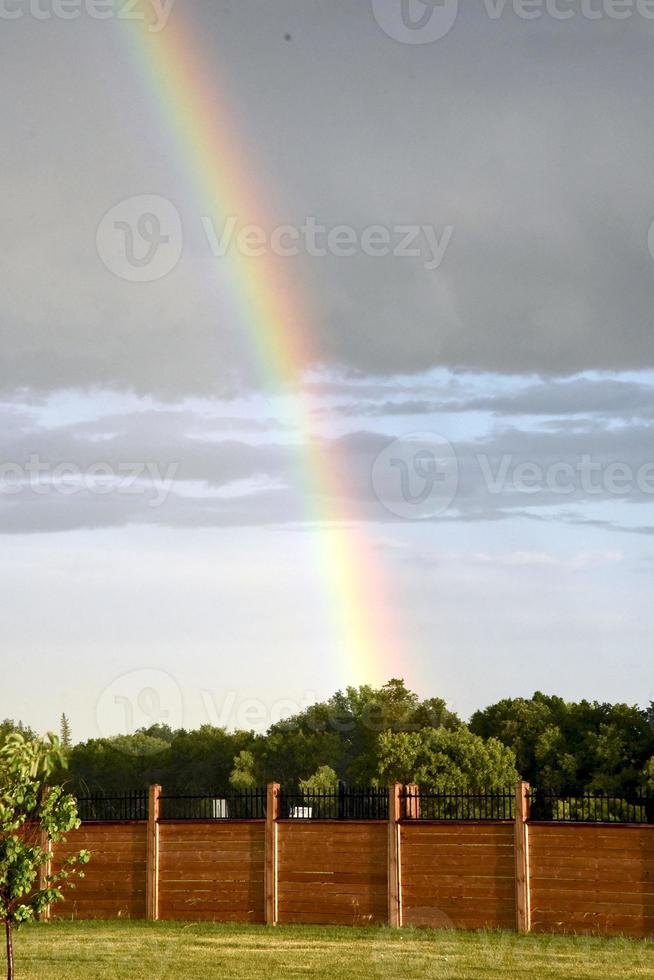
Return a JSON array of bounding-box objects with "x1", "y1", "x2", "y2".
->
[{"x1": 11, "y1": 921, "x2": 654, "y2": 979}]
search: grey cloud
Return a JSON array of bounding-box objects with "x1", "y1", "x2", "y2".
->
[
  {"x1": 3, "y1": 6, "x2": 654, "y2": 398},
  {"x1": 462, "y1": 380, "x2": 654, "y2": 419},
  {"x1": 325, "y1": 378, "x2": 654, "y2": 421},
  {"x1": 0, "y1": 487, "x2": 299, "y2": 536},
  {"x1": 0, "y1": 410, "x2": 289, "y2": 489},
  {"x1": 2, "y1": 405, "x2": 654, "y2": 534}
]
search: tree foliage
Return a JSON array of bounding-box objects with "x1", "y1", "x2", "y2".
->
[
  {"x1": 376, "y1": 728, "x2": 518, "y2": 790},
  {"x1": 229, "y1": 751, "x2": 257, "y2": 791},
  {"x1": 265, "y1": 679, "x2": 461, "y2": 786},
  {"x1": 470, "y1": 693, "x2": 654, "y2": 793},
  {"x1": 59, "y1": 715, "x2": 72, "y2": 751},
  {"x1": 299, "y1": 766, "x2": 339, "y2": 796},
  {"x1": 37, "y1": 683, "x2": 654, "y2": 801},
  {"x1": 0, "y1": 722, "x2": 35, "y2": 748},
  {"x1": 0, "y1": 733, "x2": 89, "y2": 980}
]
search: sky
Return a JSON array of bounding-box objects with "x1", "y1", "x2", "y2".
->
[{"x1": 2, "y1": 0, "x2": 654, "y2": 741}]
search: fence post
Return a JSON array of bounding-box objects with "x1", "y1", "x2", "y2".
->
[
  {"x1": 514, "y1": 780, "x2": 531, "y2": 933},
  {"x1": 405, "y1": 784, "x2": 420, "y2": 820},
  {"x1": 38, "y1": 828, "x2": 52, "y2": 921},
  {"x1": 388, "y1": 783, "x2": 402, "y2": 928},
  {"x1": 265, "y1": 782, "x2": 280, "y2": 926},
  {"x1": 146, "y1": 784, "x2": 161, "y2": 922}
]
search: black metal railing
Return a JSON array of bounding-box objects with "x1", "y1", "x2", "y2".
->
[
  {"x1": 159, "y1": 789, "x2": 267, "y2": 820},
  {"x1": 77, "y1": 791, "x2": 149, "y2": 822},
  {"x1": 402, "y1": 787, "x2": 515, "y2": 821},
  {"x1": 279, "y1": 785, "x2": 388, "y2": 820},
  {"x1": 529, "y1": 788, "x2": 654, "y2": 824},
  {"x1": 73, "y1": 785, "x2": 654, "y2": 824}
]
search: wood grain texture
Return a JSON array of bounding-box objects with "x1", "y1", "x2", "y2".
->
[
  {"x1": 277, "y1": 822, "x2": 388, "y2": 926},
  {"x1": 265, "y1": 782, "x2": 280, "y2": 925},
  {"x1": 515, "y1": 781, "x2": 531, "y2": 932},
  {"x1": 51, "y1": 823, "x2": 147, "y2": 920},
  {"x1": 529, "y1": 823, "x2": 654, "y2": 937},
  {"x1": 146, "y1": 784, "x2": 160, "y2": 921},
  {"x1": 158, "y1": 821, "x2": 265, "y2": 923},
  {"x1": 401, "y1": 822, "x2": 516, "y2": 930},
  {"x1": 388, "y1": 784, "x2": 402, "y2": 928}
]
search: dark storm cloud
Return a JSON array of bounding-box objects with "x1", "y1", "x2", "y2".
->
[{"x1": 3, "y1": 5, "x2": 654, "y2": 397}]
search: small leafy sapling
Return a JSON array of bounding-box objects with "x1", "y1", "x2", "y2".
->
[{"x1": 0, "y1": 732, "x2": 90, "y2": 980}]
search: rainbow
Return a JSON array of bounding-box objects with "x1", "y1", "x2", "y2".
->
[{"x1": 119, "y1": 5, "x2": 403, "y2": 685}]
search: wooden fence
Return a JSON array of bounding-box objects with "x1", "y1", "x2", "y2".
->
[{"x1": 44, "y1": 782, "x2": 654, "y2": 937}]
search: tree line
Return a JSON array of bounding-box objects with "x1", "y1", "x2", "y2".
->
[{"x1": 3, "y1": 680, "x2": 653, "y2": 797}]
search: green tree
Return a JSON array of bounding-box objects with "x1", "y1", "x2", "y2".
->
[
  {"x1": 59, "y1": 726, "x2": 255, "y2": 796},
  {"x1": 268, "y1": 680, "x2": 460, "y2": 785},
  {"x1": 0, "y1": 722, "x2": 35, "y2": 749},
  {"x1": 254, "y1": 729, "x2": 342, "y2": 790},
  {"x1": 532, "y1": 725, "x2": 577, "y2": 793},
  {"x1": 299, "y1": 765, "x2": 339, "y2": 796},
  {"x1": 163, "y1": 727, "x2": 255, "y2": 795},
  {"x1": 137, "y1": 724, "x2": 177, "y2": 745},
  {"x1": 376, "y1": 727, "x2": 518, "y2": 790},
  {"x1": 469, "y1": 694, "x2": 556, "y2": 782},
  {"x1": 59, "y1": 715, "x2": 72, "y2": 751},
  {"x1": 470, "y1": 693, "x2": 653, "y2": 795},
  {"x1": 229, "y1": 751, "x2": 257, "y2": 791},
  {"x1": 0, "y1": 733, "x2": 89, "y2": 980},
  {"x1": 58, "y1": 734, "x2": 170, "y2": 795}
]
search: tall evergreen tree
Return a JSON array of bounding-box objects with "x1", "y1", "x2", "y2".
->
[{"x1": 59, "y1": 714, "x2": 72, "y2": 751}]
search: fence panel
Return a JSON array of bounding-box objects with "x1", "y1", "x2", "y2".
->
[
  {"x1": 51, "y1": 823, "x2": 147, "y2": 920},
  {"x1": 529, "y1": 823, "x2": 654, "y2": 937},
  {"x1": 158, "y1": 821, "x2": 265, "y2": 923},
  {"x1": 277, "y1": 821, "x2": 388, "y2": 926},
  {"x1": 401, "y1": 822, "x2": 516, "y2": 930}
]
